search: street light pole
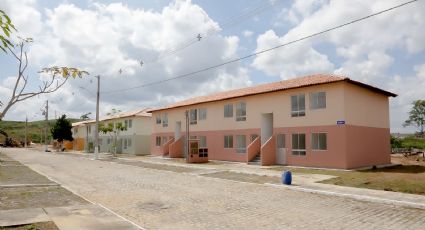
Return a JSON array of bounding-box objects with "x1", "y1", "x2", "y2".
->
[{"x1": 94, "y1": 75, "x2": 100, "y2": 159}]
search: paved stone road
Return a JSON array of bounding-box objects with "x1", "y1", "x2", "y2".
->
[{"x1": 4, "y1": 148, "x2": 425, "y2": 230}]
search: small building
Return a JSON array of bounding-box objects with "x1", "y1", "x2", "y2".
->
[
  {"x1": 71, "y1": 108, "x2": 152, "y2": 155},
  {"x1": 148, "y1": 74, "x2": 397, "y2": 169}
]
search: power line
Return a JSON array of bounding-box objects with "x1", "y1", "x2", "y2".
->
[
  {"x1": 143, "y1": 0, "x2": 281, "y2": 65},
  {"x1": 102, "y1": 0, "x2": 418, "y2": 94}
]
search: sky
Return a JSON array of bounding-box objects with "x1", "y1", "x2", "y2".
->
[{"x1": 0, "y1": 0, "x2": 424, "y2": 133}]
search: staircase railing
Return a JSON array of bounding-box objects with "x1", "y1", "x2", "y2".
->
[
  {"x1": 162, "y1": 137, "x2": 174, "y2": 156},
  {"x1": 260, "y1": 135, "x2": 276, "y2": 166},
  {"x1": 169, "y1": 136, "x2": 184, "y2": 158},
  {"x1": 246, "y1": 136, "x2": 261, "y2": 163}
]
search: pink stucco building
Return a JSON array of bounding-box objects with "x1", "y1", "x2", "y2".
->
[{"x1": 148, "y1": 74, "x2": 397, "y2": 169}]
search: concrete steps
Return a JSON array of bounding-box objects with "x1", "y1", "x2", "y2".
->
[{"x1": 248, "y1": 154, "x2": 261, "y2": 165}]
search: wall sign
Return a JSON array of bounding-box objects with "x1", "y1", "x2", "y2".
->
[{"x1": 337, "y1": 120, "x2": 346, "y2": 125}]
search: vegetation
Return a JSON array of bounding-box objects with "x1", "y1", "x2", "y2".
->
[
  {"x1": 0, "y1": 119, "x2": 80, "y2": 143},
  {"x1": 51, "y1": 115, "x2": 73, "y2": 150},
  {"x1": 0, "y1": 9, "x2": 16, "y2": 53},
  {"x1": 271, "y1": 164, "x2": 425, "y2": 195},
  {"x1": 403, "y1": 100, "x2": 425, "y2": 135},
  {"x1": 391, "y1": 135, "x2": 425, "y2": 149}
]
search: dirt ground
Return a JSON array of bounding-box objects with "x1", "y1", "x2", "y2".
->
[{"x1": 391, "y1": 153, "x2": 425, "y2": 166}]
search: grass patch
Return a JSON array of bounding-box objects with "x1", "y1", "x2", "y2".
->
[
  {"x1": 271, "y1": 165, "x2": 425, "y2": 195},
  {"x1": 0, "y1": 221, "x2": 59, "y2": 230}
]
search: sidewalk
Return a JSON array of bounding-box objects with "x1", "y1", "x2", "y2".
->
[{"x1": 0, "y1": 150, "x2": 142, "y2": 229}]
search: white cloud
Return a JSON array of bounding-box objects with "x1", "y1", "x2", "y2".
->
[
  {"x1": 242, "y1": 30, "x2": 254, "y2": 38},
  {"x1": 252, "y1": 30, "x2": 334, "y2": 79},
  {"x1": 0, "y1": 0, "x2": 250, "y2": 120},
  {"x1": 0, "y1": 0, "x2": 42, "y2": 39}
]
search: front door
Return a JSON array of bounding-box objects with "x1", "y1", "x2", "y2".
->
[
  {"x1": 276, "y1": 134, "x2": 286, "y2": 165},
  {"x1": 175, "y1": 121, "x2": 181, "y2": 140}
]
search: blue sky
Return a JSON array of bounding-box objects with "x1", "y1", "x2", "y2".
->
[{"x1": 0, "y1": 0, "x2": 424, "y2": 134}]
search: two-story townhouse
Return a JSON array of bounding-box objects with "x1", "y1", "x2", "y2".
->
[
  {"x1": 71, "y1": 108, "x2": 152, "y2": 155},
  {"x1": 148, "y1": 74, "x2": 397, "y2": 169}
]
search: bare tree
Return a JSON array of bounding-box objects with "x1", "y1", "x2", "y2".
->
[{"x1": 0, "y1": 37, "x2": 89, "y2": 120}]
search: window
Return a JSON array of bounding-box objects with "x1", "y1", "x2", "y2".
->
[
  {"x1": 224, "y1": 135, "x2": 233, "y2": 148},
  {"x1": 312, "y1": 133, "x2": 327, "y2": 150},
  {"x1": 128, "y1": 119, "x2": 133, "y2": 128},
  {"x1": 156, "y1": 136, "x2": 161, "y2": 147},
  {"x1": 74, "y1": 128, "x2": 78, "y2": 134},
  {"x1": 124, "y1": 120, "x2": 128, "y2": 129},
  {"x1": 124, "y1": 139, "x2": 128, "y2": 149},
  {"x1": 310, "y1": 92, "x2": 326, "y2": 109},
  {"x1": 199, "y1": 108, "x2": 207, "y2": 120},
  {"x1": 199, "y1": 136, "x2": 207, "y2": 148},
  {"x1": 250, "y1": 134, "x2": 259, "y2": 142},
  {"x1": 236, "y1": 135, "x2": 246, "y2": 153},
  {"x1": 224, "y1": 104, "x2": 233, "y2": 118},
  {"x1": 292, "y1": 133, "x2": 306, "y2": 156},
  {"x1": 107, "y1": 138, "x2": 111, "y2": 144},
  {"x1": 162, "y1": 136, "x2": 168, "y2": 145},
  {"x1": 99, "y1": 138, "x2": 103, "y2": 145},
  {"x1": 88, "y1": 125, "x2": 92, "y2": 134},
  {"x1": 235, "y1": 102, "x2": 246, "y2": 121},
  {"x1": 162, "y1": 113, "x2": 168, "y2": 127},
  {"x1": 277, "y1": 134, "x2": 285, "y2": 148},
  {"x1": 156, "y1": 115, "x2": 161, "y2": 124},
  {"x1": 291, "y1": 94, "x2": 305, "y2": 117},
  {"x1": 190, "y1": 109, "x2": 197, "y2": 125},
  {"x1": 128, "y1": 138, "x2": 132, "y2": 147}
]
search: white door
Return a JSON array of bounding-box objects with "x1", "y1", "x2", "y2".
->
[
  {"x1": 276, "y1": 134, "x2": 286, "y2": 165},
  {"x1": 175, "y1": 121, "x2": 181, "y2": 140}
]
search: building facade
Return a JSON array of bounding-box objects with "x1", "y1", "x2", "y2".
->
[
  {"x1": 149, "y1": 74, "x2": 396, "y2": 169},
  {"x1": 72, "y1": 109, "x2": 152, "y2": 155}
]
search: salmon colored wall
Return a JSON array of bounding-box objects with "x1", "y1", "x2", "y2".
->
[
  {"x1": 150, "y1": 132, "x2": 173, "y2": 156},
  {"x1": 261, "y1": 135, "x2": 276, "y2": 166},
  {"x1": 344, "y1": 83, "x2": 390, "y2": 128},
  {"x1": 151, "y1": 82, "x2": 347, "y2": 135},
  {"x1": 169, "y1": 136, "x2": 184, "y2": 158},
  {"x1": 280, "y1": 126, "x2": 348, "y2": 169},
  {"x1": 246, "y1": 137, "x2": 260, "y2": 162},
  {"x1": 345, "y1": 125, "x2": 391, "y2": 169}
]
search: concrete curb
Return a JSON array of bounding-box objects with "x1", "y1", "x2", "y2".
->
[
  {"x1": 0, "y1": 183, "x2": 58, "y2": 188},
  {"x1": 265, "y1": 183, "x2": 425, "y2": 210}
]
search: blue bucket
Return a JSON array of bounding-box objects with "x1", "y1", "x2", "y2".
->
[{"x1": 282, "y1": 171, "x2": 292, "y2": 185}]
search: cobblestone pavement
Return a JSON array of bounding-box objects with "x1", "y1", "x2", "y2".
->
[{"x1": 3, "y1": 148, "x2": 425, "y2": 230}]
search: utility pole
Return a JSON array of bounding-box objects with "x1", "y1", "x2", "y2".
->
[
  {"x1": 45, "y1": 100, "x2": 49, "y2": 152},
  {"x1": 185, "y1": 110, "x2": 189, "y2": 163},
  {"x1": 94, "y1": 75, "x2": 100, "y2": 159},
  {"x1": 24, "y1": 115, "x2": 27, "y2": 148}
]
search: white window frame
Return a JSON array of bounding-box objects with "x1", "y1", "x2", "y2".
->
[
  {"x1": 190, "y1": 109, "x2": 197, "y2": 125},
  {"x1": 292, "y1": 133, "x2": 306, "y2": 156},
  {"x1": 128, "y1": 119, "x2": 133, "y2": 128},
  {"x1": 224, "y1": 104, "x2": 233, "y2": 118},
  {"x1": 235, "y1": 135, "x2": 246, "y2": 153},
  {"x1": 156, "y1": 115, "x2": 161, "y2": 124},
  {"x1": 235, "y1": 102, "x2": 246, "y2": 121},
  {"x1": 199, "y1": 108, "x2": 207, "y2": 120},
  {"x1": 310, "y1": 92, "x2": 326, "y2": 110},
  {"x1": 250, "y1": 134, "x2": 259, "y2": 143},
  {"x1": 224, "y1": 135, "x2": 233, "y2": 148},
  {"x1": 312, "y1": 133, "x2": 327, "y2": 150},
  {"x1": 291, "y1": 94, "x2": 306, "y2": 117},
  {"x1": 162, "y1": 113, "x2": 168, "y2": 127}
]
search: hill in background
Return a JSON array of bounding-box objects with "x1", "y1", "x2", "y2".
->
[{"x1": 0, "y1": 119, "x2": 81, "y2": 143}]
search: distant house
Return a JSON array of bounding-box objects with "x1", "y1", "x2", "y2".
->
[
  {"x1": 148, "y1": 74, "x2": 397, "y2": 169},
  {"x1": 71, "y1": 108, "x2": 152, "y2": 155}
]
